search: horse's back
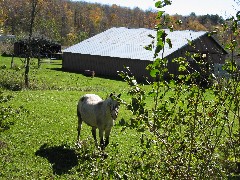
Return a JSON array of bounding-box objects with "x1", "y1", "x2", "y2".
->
[
  {"x1": 80, "y1": 94, "x2": 102, "y2": 105},
  {"x1": 78, "y1": 94, "x2": 103, "y2": 127},
  {"x1": 78, "y1": 94, "x2": 102, "y2": 111}
]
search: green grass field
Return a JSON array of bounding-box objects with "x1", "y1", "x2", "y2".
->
[
  {"x1": 1, "y1": 56, "x2": 240, "y2": 179},
  {"x1": 0, "y1": 56, "x2": 155, "y2": 179}
]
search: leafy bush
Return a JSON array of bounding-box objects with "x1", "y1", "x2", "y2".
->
[
  {"x1": 119, "y1": 1, "x2": 240, "y2": 178},
  {"x1": 0, "y1": 68, "x2": 24, "y2": 91},
  {"x1": 0, "y1": 40, "x2": 14, "y2": 56},
  {"x1": 0, "y1": 65, "x2": 7, "y2": 69}
]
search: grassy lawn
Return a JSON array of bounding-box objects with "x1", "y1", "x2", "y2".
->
[
  {"x1": 0, "y1": 56, "x2": 152, "y2": 179},
  {"x1": 1, "y1": 90, "x2": 142, "y2": 178},
  {"x1": 1, "y1": 56, "x2": 240, "y2": 179}
]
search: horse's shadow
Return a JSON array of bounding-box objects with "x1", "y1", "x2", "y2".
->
[{"x1": 35, "y1": 143, "x2": 78, "y2": 175}]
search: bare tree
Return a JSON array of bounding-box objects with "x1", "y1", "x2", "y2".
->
[{"x1": 25, "y1": 0, "x2": 39, "y2": 88}]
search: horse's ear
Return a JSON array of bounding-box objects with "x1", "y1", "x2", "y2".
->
[{"x1": 117, "y1": 94, "x2": 121, "y2": 98}]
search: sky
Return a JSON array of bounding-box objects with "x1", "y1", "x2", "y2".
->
[{"x1": 75, "y1": 0, "x2": 239, "y2": 18}]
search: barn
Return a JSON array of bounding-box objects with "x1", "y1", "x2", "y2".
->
[{"x1": 62, "y1": 27, "x2": 228, "y2": 81}]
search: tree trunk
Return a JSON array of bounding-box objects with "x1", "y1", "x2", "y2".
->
[
  {"x1": 25, "y1": 57, "x2": 30, "y2": 87},
  {"x1": 25, "y1": 0, "x2": 38, "y2": 88},
  {"x1": 11, "y1": 54, "x2": 14, "y2": 68},
  {"x1": 37, "y1": 53, "x2": 41, "y2": 68}
]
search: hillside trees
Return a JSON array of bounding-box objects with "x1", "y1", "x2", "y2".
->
[
  {"x1": 35, "y1": 0, "x2": 62, "y2": 41},
  {"x1": 0, "y1": 0, "x2": 29, "y2": 35},
  {"x1": 0, "y1": 0, "x2": 159, "y2": 45},
  {"x1": 0, "y1": 0, "x2": 228, "y2": 46}
]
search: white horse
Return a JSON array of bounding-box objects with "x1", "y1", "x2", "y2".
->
[{"x1": 77, "y1": 93, "x2": 121, "y2": 150}]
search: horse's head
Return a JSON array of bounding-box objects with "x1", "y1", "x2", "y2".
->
[{"x1": 108, "y1": 93, "x2": 121, "y2": 120}]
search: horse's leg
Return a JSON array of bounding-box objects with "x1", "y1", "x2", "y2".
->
[
  {"x1": 99, "y1": 129, "x2": 104, "y2": 150},
  {"x1": 77, "y1": 109, "x2": 82, "y2": 146},
  {"x1": 105, "y1": 128, "x2": 111, "y2": 148},
  {"x1": 91, "y1": 127, "x2": 98, "y2": 147}
]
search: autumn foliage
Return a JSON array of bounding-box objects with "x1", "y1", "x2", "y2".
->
[{"x1": 0, "y1": 0, "x2": 227, "y2": 46}]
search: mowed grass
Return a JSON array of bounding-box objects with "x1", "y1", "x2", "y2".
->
[
  {"x1": 0, "y1": 56, "x2": 153, "y2": 179},
  {"x1": 1, "y1": 56, "x2": 239, "y2": 179}
]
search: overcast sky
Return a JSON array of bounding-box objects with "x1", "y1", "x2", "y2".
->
[{"x1": 74, "y1": 0, "x2": 239, "y2": 18}]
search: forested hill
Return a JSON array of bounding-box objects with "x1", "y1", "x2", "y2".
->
[{"x1": 0, "y1": 0, "x2": 225, "y2": 46}]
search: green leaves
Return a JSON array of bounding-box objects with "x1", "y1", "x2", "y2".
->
[
  {"x1": 222, "y1": 59, "x2": 237, "y2": 73},
  {"x1": 123, "y1": 0, "x2": 240, "y2": 179},
  {"x1": 225, "y1": 39, "x2": 238, "y2": 51},
  {"x1": 144, "y1": 44, "x2": 153, "y2": 51},
  {"x1": 237, "y1": 11, "x2": 240, "y2": 20},
  {"x1": 155, "y1": 1, "x2": 163, "y2": 8},
  {"x1": 154, "y1": 30, "x2": 168, "y2": 57},
  {"x1": 146, "y1": 58, "x2": 168, "y2": 79},
  {"x1": 187, "y1": 39, "x2": 193, "y2": 46},
  {"x1": 156, "y1": 11, "x2": 165, "y2": 19},
  {"x1": 149, "y1": 69, "x2": 160, "y2": 78},
  {"x1": 147, "y1": 34, "x2": 155, "y2": 39},
  {"x1": 166, "y1": 38, "x2": 172, "y2": 48},
  {"x1": 176, "y1": 19, "x2": 182, "y2": 25},
  {"x1": 155, "y1": 0, "x2": 172, "y2": 8}
]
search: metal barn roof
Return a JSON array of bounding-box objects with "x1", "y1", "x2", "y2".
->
[{"x1": 63, "y1": 27, "x2": 207, "y2": 61}]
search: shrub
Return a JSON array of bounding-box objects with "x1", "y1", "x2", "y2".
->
[
  {"x1": 0, "y1": 68, "x2": 24, "y2": 91},
  {"x1": 119, "y1": 1, "x2": 240, "y2": 178}
]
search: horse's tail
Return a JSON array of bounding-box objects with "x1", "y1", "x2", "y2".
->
[
  {"x1": 77, "y1": 96, "x2": 85, "y2": 119},
  {"x1": 77, "y1": 102, "x2": 81, "y2": 119}
]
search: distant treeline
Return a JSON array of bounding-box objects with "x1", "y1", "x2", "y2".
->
[{"x1": 0, "y1": 0, "x2": 233, "y2": 46}]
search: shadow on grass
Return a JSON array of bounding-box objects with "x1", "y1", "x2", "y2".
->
[{"x1": 35, "y1": 143, "x2": 78, "y2": 175}]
